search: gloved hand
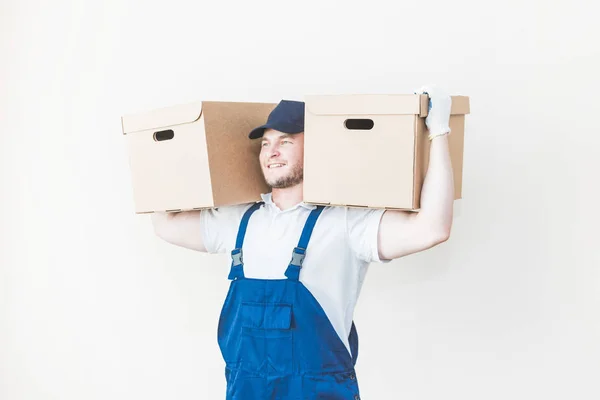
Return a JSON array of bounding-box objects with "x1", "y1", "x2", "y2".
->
[{"x1": 415, "y1": 85, "x2": 452, "y2": 140}]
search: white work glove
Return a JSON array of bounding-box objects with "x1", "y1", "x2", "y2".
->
[{"x1": 415, "y1": 85, "x2": 452, "y2": 140}]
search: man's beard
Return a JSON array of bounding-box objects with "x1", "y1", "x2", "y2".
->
[{"x1": 264, "y1": 165, "x2": 304, "y2": 189}]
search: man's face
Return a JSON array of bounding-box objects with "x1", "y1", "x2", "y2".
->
[{"x1": 259, "y1": 129, "x2": 304, "y2": 189}]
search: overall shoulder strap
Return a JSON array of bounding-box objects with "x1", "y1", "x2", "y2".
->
[
  {"x1": 285, "y1": 206, "x2": 325, "y2": 281},
  {"x1": 228, "y1": 202, "x2": 263, "y2": 280}
]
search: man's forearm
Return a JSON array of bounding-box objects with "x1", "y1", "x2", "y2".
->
[
  {"x1": 151, "y1": 210, "x2": 204, "y2": 250},
  {"x1": 416, "y1": 134, "x2": 454, "y2": 237}
]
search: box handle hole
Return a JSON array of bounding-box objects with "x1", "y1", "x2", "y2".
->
[
  {"x1": 154, "y1": 129, "x2": 174, "y2": 141},
  {"x1": 344, "y1": 119, "x2": 374, "y2": 130}
]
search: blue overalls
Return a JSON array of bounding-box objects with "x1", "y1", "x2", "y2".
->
[{"x1": 217, "y1": 202, "x2": 362, "y2": 399}]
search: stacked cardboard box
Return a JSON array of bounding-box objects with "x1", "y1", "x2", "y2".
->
[
  {"x1": 303, "y1": 94, "x2": 470, "y2": 210},
  {"x1": 121, "y1": 101, "x2": 276, "y2": 214}
]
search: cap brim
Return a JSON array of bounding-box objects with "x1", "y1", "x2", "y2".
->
[{"x1": 248, "y1": 122, "x2": 304, "y2": 139}]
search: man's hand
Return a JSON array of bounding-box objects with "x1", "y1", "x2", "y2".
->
[{"x1": 415, "y1": 85, "x2": 452, "y2": 140}]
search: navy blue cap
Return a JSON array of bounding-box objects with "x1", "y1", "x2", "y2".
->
[{"x1": 248, "y1": 100, "x2": 305, "y2": 139}]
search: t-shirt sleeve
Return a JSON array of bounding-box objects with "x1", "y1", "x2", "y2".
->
[
  {"x1": 200, "y1": 204, "x2": 253, "y2": 254},
  {"x1": 345, "y1": 207, "x2": 391, "y2": 263}
]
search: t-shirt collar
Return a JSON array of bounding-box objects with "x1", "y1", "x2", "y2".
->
[{"x1": 260, "y1": 192, "x2": 317, "y2": 212}]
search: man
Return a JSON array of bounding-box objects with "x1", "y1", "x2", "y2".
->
[{"x1": 151, "y1": 86, "x2": 454, "y2": 399}]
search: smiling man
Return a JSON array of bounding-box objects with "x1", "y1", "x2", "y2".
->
[{"x1": 151, "y1": 88, "x2": 454, "y2": 399}]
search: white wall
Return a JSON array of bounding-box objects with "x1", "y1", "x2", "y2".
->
[{"x1": 2, "y1": 0, "x2": 599, "y2": 399}]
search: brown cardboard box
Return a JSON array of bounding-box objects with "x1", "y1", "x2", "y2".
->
[
  {"x1": 303, "y1": 94, "x2": 470, "y2": 211},
  {"x1": 121, "y1": 100, "x2": 276, "y2": 214}
]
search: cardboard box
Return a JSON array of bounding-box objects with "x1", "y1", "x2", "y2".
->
[
  {"x1": 303, "y1": 94, "x2": 470, "y2": 210},
  {"x1": 121, "y1": 101, "x2": 275, "y2": 213}
]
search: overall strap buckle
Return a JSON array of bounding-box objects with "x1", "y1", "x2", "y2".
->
[
  {"x1": 285, "y1": 247, "x2": 306, "y2": 281},
  {"x1": 228, "y1": 248, "x2": 245, "y2": 280}
]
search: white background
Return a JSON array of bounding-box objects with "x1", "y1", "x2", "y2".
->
[{"x1": 2, "y1": 0, "x2": 599, "y2": 399}]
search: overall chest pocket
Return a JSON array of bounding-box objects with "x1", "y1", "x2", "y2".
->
[{"x1": 240, "y1": 302, "x2": 294, "y2": 375}]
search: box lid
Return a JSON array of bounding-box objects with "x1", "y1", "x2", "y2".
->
[
  {"x1": 121, "y1": 101, "x2": 203, "y2": 134},
  {"x1": 305, "y1": 94, "x2": 470, "y2": 117}
]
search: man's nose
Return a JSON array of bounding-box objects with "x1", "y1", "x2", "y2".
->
[{"x1": 269, "y1": 148, "x2": 280, "y2": 158}]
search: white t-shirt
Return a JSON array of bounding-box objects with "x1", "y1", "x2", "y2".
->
[{"x1": 200, "y1": 193, "x2": 389, "y2": 356}]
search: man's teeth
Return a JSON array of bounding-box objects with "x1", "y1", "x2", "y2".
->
[{"x1": 269, "y1": 164, "x2": 284, "y2": 168}]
